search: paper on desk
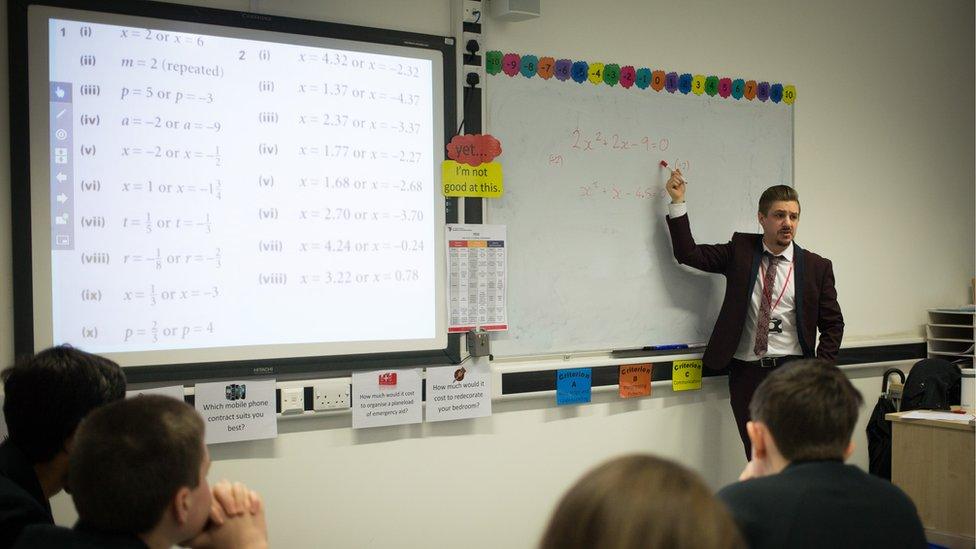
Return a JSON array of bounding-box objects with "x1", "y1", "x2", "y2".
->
[{"x1": 900, "y1": 410, "x2": 976, "y2": 423}]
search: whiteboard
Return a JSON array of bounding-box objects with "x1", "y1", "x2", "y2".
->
[{"x1": 486, "y1": 75, "x2": 793, "y2": 358}]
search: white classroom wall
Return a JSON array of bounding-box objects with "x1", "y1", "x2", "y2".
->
[{"x1": 0, "y1": 0, "x2": 972, "y2": 547}]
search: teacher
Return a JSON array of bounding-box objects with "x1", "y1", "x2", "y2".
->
[{"x1": 664, "y1": 170, "x2": 844, "y2": 458}]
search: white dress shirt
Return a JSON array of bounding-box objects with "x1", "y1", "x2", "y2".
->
[
  {"x1": 668, "y1": 203, "x2": 802, "y2": 360},
  {"x1": 733, "y1": 241, "x2": 802, "y2": 360}
]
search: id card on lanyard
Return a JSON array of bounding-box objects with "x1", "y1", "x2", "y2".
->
[{"x1": 760, "y1": 261, "x2": 794, "y2": 313}]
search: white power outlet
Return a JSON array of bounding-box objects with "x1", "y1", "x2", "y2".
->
[
  {"x1": 462, "y1": 1, "x2": 482, "y2": 23},
  {"x1": 313, "y1": 381, "x2": 350, "y2": 411},
  {"x1": 280, "y1": 387, "x2": 305, "y2": 415}
]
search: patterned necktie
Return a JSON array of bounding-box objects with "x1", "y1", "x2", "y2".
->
[{"x1": 753, "y1": 254, "x2": 781, "y2": 357}]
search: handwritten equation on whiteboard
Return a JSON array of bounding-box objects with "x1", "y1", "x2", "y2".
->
[
  {"x1": 545, "y1": 127, "x2": 692, "y2": 203},
  {"x1": 47, "y1": 18, "x2": 440, "y2": 353}
]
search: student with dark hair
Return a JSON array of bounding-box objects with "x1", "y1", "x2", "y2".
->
[
  {"x1": 540, "y1": 454, "x2": 745, "y2": 549},
  {"x1": 717, "y1": 360, "x2": 926, "y2": 549},
  {"x1": 665, "y1": 173, "x2": 844, "y2": 457},
  {"x1": 14, "y1": 395, "x2": 268, "y2": 549},
  {"x1": 0, "y1": 345, "x2": 126, "y2": 548}
]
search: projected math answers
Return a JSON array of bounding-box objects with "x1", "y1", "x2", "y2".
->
[{"x1": 48, "y1": 17, "x2": 439, "y2": 352}]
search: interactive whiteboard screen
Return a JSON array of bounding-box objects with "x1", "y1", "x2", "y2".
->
[{"x1": 23, "y1": 5, "x2": 449, "y2": 369}]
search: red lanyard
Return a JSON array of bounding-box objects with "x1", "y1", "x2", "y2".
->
[{"x1": 760, "y1": 259, "x2": 794, "y2": 312}]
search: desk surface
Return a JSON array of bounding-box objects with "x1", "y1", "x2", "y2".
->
[
  {"x1": 886, "y1": 411, "x2": 976, "y2": 432},
  {"x1": 887, "y1": 409, "x2": 975, "y2": 546}
]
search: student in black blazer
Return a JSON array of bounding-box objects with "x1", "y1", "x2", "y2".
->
[
  {"x1": 716, "y1": 360, "x2": 926, "y2": 549},
  {"x1": 664, "y1": 171, "x2": 844, "y2": 457},
  {"x1": 0, "y1": 346, "x2": 125, "y2": 549},
  {"x1": 15, "y1": 396, "x2": 268, "y2": 549}
]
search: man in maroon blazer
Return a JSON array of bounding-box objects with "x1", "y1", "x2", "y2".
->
[{"x1": 664, "y1": 170, "x2": 844, "y2": 458}]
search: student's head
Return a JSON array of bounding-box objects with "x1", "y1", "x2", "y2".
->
[
  {"x1": 2, "y1": 345, "x2": 126, "y2": 466},
  {"x1": 539, "y1": 454, "x2": 744, "y2": 549},
  {"x1": 748, "y1": 359, "x2": 864, "y2": 463},
  {"x1": 69, "y1": 395, "x2": 211, "y2": 543},
  {"x1": 757, "y1": 185, "x2": 800, "y2": 249}
]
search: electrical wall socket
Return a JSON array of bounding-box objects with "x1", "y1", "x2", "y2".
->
[
  {"x1": 462, "y1": 32, "x2": 481, "y2": 57},
  {"x1": 465, "y1": 64, "x2": 485, "y2": 88},
  {"x1": 462, "y1": 0, "x2": 483, "y2": 23},
  {"x1": 280, "y1": 386, "x2": 305, "y2": 415},
  {"x1": 313, "y1": 381, "x2": 351, "y2": 411}
]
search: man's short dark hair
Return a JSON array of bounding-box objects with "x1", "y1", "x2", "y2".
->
[
  {"x1": 749, "y1": 360, "x2": 863, "y2": 461},
  {"x1": 2, "y1": 345, "x2": 126, "y2": 463},
  {"x1": 69, "y1": 395, "x2": 205, "y2": 535},
  {"x1": 758, "y1": 185, "x2": 800, "y2": 215}
]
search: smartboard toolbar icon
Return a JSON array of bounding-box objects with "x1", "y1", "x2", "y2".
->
[{"x1": 54, "y1": 147, "x2": 68, "y2": 164}]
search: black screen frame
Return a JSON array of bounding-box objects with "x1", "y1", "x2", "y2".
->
[{"x1": 8, "y1": 0, "x2": 461, "y2": 384}]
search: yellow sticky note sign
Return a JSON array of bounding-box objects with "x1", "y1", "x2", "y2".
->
[
  {"x1": 587, "y1": 62, "x2": 605, "y2": 85},
  {"x1": 619, "y1": 363, "x2": 652, "y2": 399},
  {"x1": 672, "y1": 360, "x2": 702, "y2": 391},
  {"x1": 441, "y1": 160, "x2": 503, "y2": 197},
  {"x1": 691, "y1": 74, "x2": 706, "y2": 95},
  {"x1": 782, "y1": 85, "x2": 797, "y2": 105}
]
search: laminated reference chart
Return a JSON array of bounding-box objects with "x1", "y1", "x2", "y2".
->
[{"x1": 447, "y1": 225, "x2": 507, "y2": 332}]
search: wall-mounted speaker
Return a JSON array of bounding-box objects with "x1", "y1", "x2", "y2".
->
[{"x1": 490, "y1": 0, "x2": 541, "y2": 21}]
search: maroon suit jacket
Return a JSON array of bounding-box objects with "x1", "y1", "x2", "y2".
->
[{"x1": 666, "y1": 213, "x2": 844, "y2": 371}]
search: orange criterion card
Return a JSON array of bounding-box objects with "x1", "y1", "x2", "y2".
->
[{"x1": 619, "y1": 363, "x2": 652, "y2": 398}]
